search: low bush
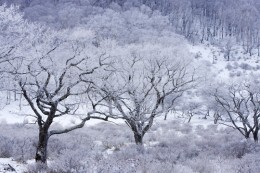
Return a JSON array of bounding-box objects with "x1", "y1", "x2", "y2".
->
[{"x1": 0, "y1": 120, "x2": 259, "y2": 172}]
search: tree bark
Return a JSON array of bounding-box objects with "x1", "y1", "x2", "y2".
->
[
  {"x1": 164, "y1": 110, "x2": 169, "y2": 120},
  {"x1": 134, "y1": 133, "x2": 143, "y2": 145},
  {"x1": 253, "y1": 130, "x2": 259, "y2": 142},
  {"x1": 126, "y1": 120, "x2": 145, "y2": 146},
  {"x1": 244, "y1": 132, "x2": 250, "y2": 140},
  {"x1": 35, "y1": 129, "x2": 49, "y2": 163}
]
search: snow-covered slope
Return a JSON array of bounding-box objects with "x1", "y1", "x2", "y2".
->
[{"x1": 189, "y1": 43, "x2": 260, "y2": 82}]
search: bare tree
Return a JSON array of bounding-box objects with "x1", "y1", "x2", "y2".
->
[
  {"x1": 0, "y1": 5, "x2": 48, "y2": 106},
  {"x1": 181, "y1": 101, "x2": 202, "y2": 123},
  {"x1": 214, "y1": 81, "x2": 260, "y2": 142},
  {"x1": 221, "y1": 38, "x2": 235, "y2": 61},
  {"x1": 98, "y1": 55, "x2": 196, "y2": 145},
  {"x1": 17, "y1": 42, "x2": 110, "y2": 163}
]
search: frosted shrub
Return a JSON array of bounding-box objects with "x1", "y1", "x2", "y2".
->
[
  {"x1": 254, "y1": 65, "x2": 260, "y2": 71},
  {"x1": 90, "y1": 123, "x2": 132, "y2": 144},
  {"x1": 47, "y1": 138, "x2": 67, "y2": 158},
  {"x1": 236, "y1": 71, "x2": 242, "y2": 77},
  {"x1": 234, "y1": 153, "x2": 260, "y2": 173},
  {"x1": 49, "y1": 149, "x2": 89, "y2": 173},
  {"x1": 177, "y1": 123, "x2": 193, "y2": 134},
  {"x1": 154, "y1": 139, "x2": 199, "y2": 162},
  {"x1": 239, "y1": 63, "x2": 252, "y2": 70},
  {"x1": 12, "y1": 138, "x2": 36, "y2": 162},
  {"x1": 0, "y1": 136, "x2": 13, "y2": 158},
  {"x1": 172, "y1": 164, "x2": 195, "y2": 173},
  {"x1": 1, "y1": 119, "x2": 260, "y2": 172},
  {"x1": 195, "y1": 52, "x2": 202, "y2": 59},
  {"x1": 26, "y1": 162, "x2": 48, "y2": 173},
  {"x1": 221, "y1": 141, "x2": 252, "y2": 158},
  {"x1": 221, "y1": 140, "x2": 260, "y2": 159},
  {"x1": 165, "y1": 120, "x2": 183, "y2": 130},
  {"x1": 152, "y1": 146, "x2": 180, "y2": 163},
  {"x1": 185, "y1": 157, "x2": 215, "y2": 173},
  {"x1": 0, "y1": 125, "x2": 36, "y2": 161},
  {"x1": 225, "y1": 63, "x2": 233, "y2": 71}
]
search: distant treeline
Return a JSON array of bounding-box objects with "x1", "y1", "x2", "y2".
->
[{"x1": 1, "y1": 0, "x2": 260, "y2": 55}]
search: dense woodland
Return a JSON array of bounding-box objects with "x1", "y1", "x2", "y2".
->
[
  {"x1": 1, "y1": 0, "x2": 260, "y2": 56},
  {"x1": 0, "y1": 0, "x2": 260, "y2": 172}
]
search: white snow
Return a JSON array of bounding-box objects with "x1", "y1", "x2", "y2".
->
[{"x1": 0, "y1": 158, "x2": 27, "y2": 173}]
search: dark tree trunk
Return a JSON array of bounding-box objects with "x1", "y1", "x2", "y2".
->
[
  {"x1": 35, "y1": 105, "x2": 55, "y2": 163},
  {"x1": 126, "y1": 120, "x2": 145, "y2": 146},
  {"x1": 244, "y1": 132, "x2": 250, "y2": 140},
  {"x1": 227, "y1": 53, "x2": 230, "y2": 61},
  {"x1": 35, "y1": 129, "x2": 49, "y2": 163},
  {"x1": 134, "y1": 133, "x2": 143, "y2": 145},
  {"x1": 164, "y1": 110, "x2": 169, "y2": 120},
  {"x1": 253, "y1": 129, "x2": 259, "y2": 142}
]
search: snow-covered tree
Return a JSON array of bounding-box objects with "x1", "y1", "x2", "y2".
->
[
  {"x1": 0, "y1": 4, "x2": 43, "y2": 104},
  {"x1": 0, "y1": 5, "x2": 31, "y2": 69},
  {"x1": 17, "y1": 37, "x2": 113, "y2": 163},
  {"x1": 98, "y1": 42, "x2": 196, "y2": 145},
  {"x1": 0, "y1": 12, "x2": 113, "y2": 162},
  {"x1": 214, "y1": 78, "x2": 260, "y2": 142}
]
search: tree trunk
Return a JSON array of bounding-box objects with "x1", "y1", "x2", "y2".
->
[
  {"x1": 257, "y1": 45, "x2": 260, "y2": 56},
  {"x1": 126, "y1": 120, "x2": 145, "y2": 146},
  {"x1": 164, "y1": 110, "x2": 170, "y2": 120},
  {"x1": 244, "y1": 132, "x2": 250, "y2": 140},
  {"x1": 35, "y1": 129, "x2": 49, "y2": 163},
  {"x1": 253, "y1": 130, "x2": 259, "y2": 143},
  {"x1": 227, "y1": 53, "x2": 230, "y2": 61},
  {"x1": 19, "y1": 93, "x2": 22, "y2": 111},
  {"x1": 134, "y1": 133, "x2": 143, "y2": 145}
]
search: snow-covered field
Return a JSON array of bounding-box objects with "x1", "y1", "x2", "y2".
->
[{"x1": 0, "y1": 103, "x2": 259, "y2": 173}]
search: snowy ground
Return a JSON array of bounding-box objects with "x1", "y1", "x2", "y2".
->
[
  {"x1": 0, "y1": 100, "x2": 216, "y2": 173},
  {"x1": 0, "y1": 110, "x2": 258, "y2": 173},
  {"x1": 0, "y1": 158, "x2": 27, "y2": 173},
  {"x1": 0, "y1": 105, "x2": 229, "y2": 173}
]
